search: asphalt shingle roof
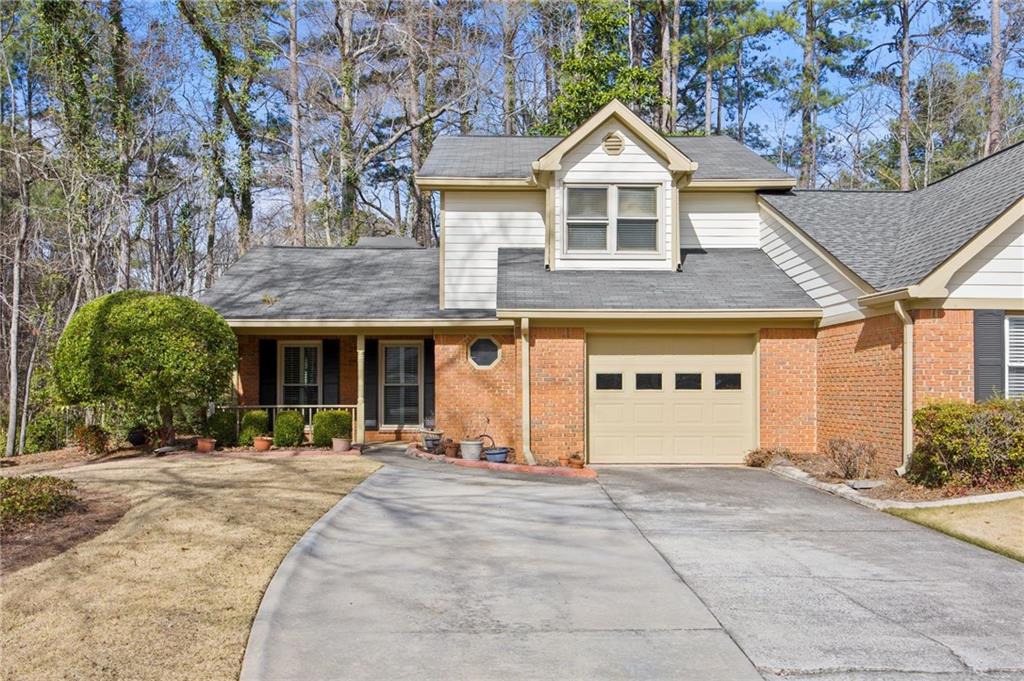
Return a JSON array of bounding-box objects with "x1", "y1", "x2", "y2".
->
[
  {"x1": 496, "y1": 248, "x2": 817, "y2": 310},
  {"x1": 761, "y1": 141, "x2": 1024, "y2": 290},
  {"x1": 199, "y1": 246, "x2": 492, "y2": 320},
  {"x1": 419, "y1": 135, "x2": 792, "y2": 181}
]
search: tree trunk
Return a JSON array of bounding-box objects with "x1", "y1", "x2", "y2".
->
[
  {"x1": 334, "y1": 1, "x2": 358, "y2": 239},
  {"x1": 502, "y1": 6, "x2": 518, "y2": 135},
  {"x1": 17, "y1": 336, "x2": 38, "y2": 455},
  {"x1": 898, "y1": 0, "x2": 912, "y2": 191},
  {"x1": 986, "y1": 0, "x2": 1003, "y2": 156},
  {"x1": 704, "y1": 3, "x2": 713, "y2": 135},
  {"x1": 5, "y1": 169, "x2": 29, "y2": 457},
  {"x1": 799, "y1": 0, "x2": 817, "y2": 188},
  {"x1": 669, "y1": 0, "x2": 679, "y2": 132},
  {"x1": 288, "y1": 0, "x2": 306, "y2": 243},
  {"x1": 736, "y1": 40, "x2": 745, "y2": 144},
  {"x1": 204, "y1": 74, "x2": 225, "y2": 289},
  {"x1": 659, "y1": 0, "x2": 672, "y2": 132},
  {"x1": 110, "y1": 0, "x2": 133, "y2": 291}
]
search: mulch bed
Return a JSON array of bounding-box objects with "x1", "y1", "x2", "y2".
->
[
  {"x1": 1, "y1": 487, "x2": 131, "y2": 573},
  {"x1": 0, "y1": 447, "x2": 149, "y2": 477}
]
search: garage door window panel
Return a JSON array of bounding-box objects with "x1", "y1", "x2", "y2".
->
[
  {"x1": 596, "y1": 373, "x2": 623, "y2": 390},
  {"x1": 715, "y1": 373, "x2": 742, "y2": 390},
  {"x1": 675, "y1": 373, "x2": 702, "y2": 390},
  {"x1": 636, "y1": 373, "x2": 662, "y2": 390}
]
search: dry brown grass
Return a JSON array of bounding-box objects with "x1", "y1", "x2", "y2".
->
[
  {"x1": 888, "y1": 498, "x2": 1024, "y2": 563},
  {"x1": 1, "y1": 453, "x2": 379, "y2": 681}
]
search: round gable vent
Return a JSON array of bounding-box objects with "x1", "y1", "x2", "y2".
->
[{"x1": 602, "y1": 132, "x2": 625, "y2": 156}]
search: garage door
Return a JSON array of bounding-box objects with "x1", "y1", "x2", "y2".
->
[{"x1": 588, "y1": 335, "x2": 755, "y2": 464}]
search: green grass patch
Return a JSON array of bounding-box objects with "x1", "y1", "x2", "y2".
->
[{"x1": 888, "y1": 497, "x2": 1024, "y2": 563}]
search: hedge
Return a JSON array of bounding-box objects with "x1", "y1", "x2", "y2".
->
[
  {"x1": 273, "y1": 411, "x2": 305, "y2": 447},
  {"x1": 205, "y1": 411, "x2": 237, "y2": 448},
  {"x1": 908, "y1": 399, "x2": 1024, "y2": 487},
  {"x1": 239, "y1": 410, "x2": 269, "y2": 446},
  {"x1": 311, "y1": 410, "x2": 353, "y2": 447}
]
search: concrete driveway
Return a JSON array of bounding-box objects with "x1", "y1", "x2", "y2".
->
[{"x1": 242, "y1": 451, "x2": 1024, "y2": 681}]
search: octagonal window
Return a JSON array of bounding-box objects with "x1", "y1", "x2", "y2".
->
[{"x1": 469, "y1": 338, "x2": 500, "y2": 368}]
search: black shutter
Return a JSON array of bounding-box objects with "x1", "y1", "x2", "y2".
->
[
  {"x1": 974, "y1": 310, "x2": 1005, "y2": 401},
  {"x1": 258, "y1": 339, "x2": 277, "y2": 405},
  {"x1": 423, "y1": 339, "x2": 435, "y2": 425},
  {"x1": 364, "y1": 339, "x2": 378, "y2": 428},
  {"x1": 322, "y1": 339, "x2": 340, "y2": 404}
]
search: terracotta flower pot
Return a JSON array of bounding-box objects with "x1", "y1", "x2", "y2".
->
[
  {"x1": 332, "y1": 437, "x2": 351, "y2": 452},
  {"x1": 196, "y1": 437, "x2": 217, "y2": 453},
  {"x1": 568, "y1": 458, "x2": 585, "y2": 469},
  {"x1": 557, "y1": 456, "x2": 570, "y2": 467},
  {"x1": 253, "y1": 436, "x2": 273, "y2": 452}
]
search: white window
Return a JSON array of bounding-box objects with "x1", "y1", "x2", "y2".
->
[
  {"x1": 280, "y1": 342, "x2": 321, "y2": 405},
  {"x1": 564, "y1": 185, "x2": 661, "y2": 255},
  {"x1": 1008, "y1": 316, "x2": 1024, "y2": 398},
  {"x1": 381, "y1": 342, "x2": 422, "y2": 427}
]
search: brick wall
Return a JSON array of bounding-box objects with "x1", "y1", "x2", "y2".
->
[
  {"x1": 759, "y1": 328, "x2": 817, "y2": 453},
  {"x1": 913, "y1": 309, "x2": 974, "y2": 407},
  {"x1": 433, "y1": 333, "x2": 520, "y2": 455},
  {"x1": 236, "y1": 334, "x2": 259, "y2": 405},
  {"x1": 530, "y1": 327, "x2": 586, "y2": 464},
  {"x1": 816, "y1": 314, "x2": 904, "y2": 468}
]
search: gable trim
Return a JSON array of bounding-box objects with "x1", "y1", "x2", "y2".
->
[
  {"x1": 532, "y1": 100, "x2": 698, "y2": 175},
  {"x1": 757, "y1": 197, "x2": 876, "y2": 294}
]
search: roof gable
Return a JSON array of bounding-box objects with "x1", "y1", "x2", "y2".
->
[{"x1": 533, "y1": 100, "x2": 697, "y2": 174}]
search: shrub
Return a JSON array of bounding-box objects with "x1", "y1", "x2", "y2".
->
[
  {"x1": 205, "y1": 411, "x2": 237, "y2": 447},
  {"x1": 311, "y1": 410, "x2": 353, "y2": 447},
  {"x1": 25, "y1": 409, "x2": 69, "y2": 454},
  {"x1": 239, "y1": 410, "x2": 269, "y2": 446},
  {"x1": 52, "y1": 291, "x2": 237, "y2": 444},
  {"x1": 273, "y1": 411, "x2": 305, "y2": 447},
  {"x1": 0, "y1": 476, "x2": 81, "y2": 526},
  {"x1": 73, "y1": 424, "x2": 109, "y2": 457},
  {"x1": 826, "y1": 438, "x2": 877, "y2": 480},
  {"x1": 744, "y1": 447, "x2": 790, "y2": 468},
  {"x1": 909, "y1": 399, "x2": 1024, "y2": 488}
]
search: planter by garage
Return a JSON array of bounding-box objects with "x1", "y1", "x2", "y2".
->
[{"x1": 460, "y1": 439, "x2": 483, "y2": 461}]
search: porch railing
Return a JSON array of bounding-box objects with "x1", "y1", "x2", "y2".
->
[{"x1": 215, "y1": 404, "x2": 359, "y2": 440}]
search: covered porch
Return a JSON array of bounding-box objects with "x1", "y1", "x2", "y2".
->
[{"x1": 226, "y1": 332, "x2": 437, "y2": 444}]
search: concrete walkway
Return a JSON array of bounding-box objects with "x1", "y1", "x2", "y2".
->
[
  {"x1": 598, "y1": 467, "x2": 1024, "y2": 680},
  {"x1": 242, "y1": 452, "x2": 1024, "y2": 681},
  {"x1": 241, "y1": 451, "x2": 760, "y2": 681}
]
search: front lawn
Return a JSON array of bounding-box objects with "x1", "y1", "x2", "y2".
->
[
  {"x1": 1, "y1": 453, "x2": 379, "y2": 681},
  {"x1": 888, "y1": 498, "x2": 1024, "y2": 563}
]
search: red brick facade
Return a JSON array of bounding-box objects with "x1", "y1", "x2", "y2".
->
[
  {"x1": 433, "y1": 333, "x2": 520, "y2": 454},
  {"x1": 759, "y1": 328, "x2": 817, "y2": 453},
  {"x1": 816, "y1": 314, "x2": 904, "y2": 468},
  {"x1": 529, "y1": 327, "x2": 586, "y2": 463},
  {"x1": 913, "y1": 309, "x2": 974, "y2": 407}
]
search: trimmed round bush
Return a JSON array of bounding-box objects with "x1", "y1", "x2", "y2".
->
[
  {"x1": 311, "y1": 410, "x2": 353, "y2": 447},
  {"x1": 52, "y1": 291, "x2": 237, "y2": 443},
  {"x1": 273, "y1": 411, "x2": 305, "y2": 447},
  {"x1": 205, "y1": 411, "x2": 237, "y2": 448},
  {"x1": 239, "y1": 410, "x2": 269, "y2": 446}
]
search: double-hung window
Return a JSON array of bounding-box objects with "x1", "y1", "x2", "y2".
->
[
  {"x1": 565, "y1": 185, "x2": 660, "y2": 255},
  {"x1": 280, "y1": 343, "x2": 320, "y2": 405},
  {"x1": 1008, "y1": 316, "x2": 1024, "y2": 398},
  {"x1": 381, "y1": 343, "x2": 422, "y2": 427}
]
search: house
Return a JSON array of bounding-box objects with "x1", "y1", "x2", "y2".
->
[{"x1": 200, "y1": 100, "x2": 1024, "y2": 470}]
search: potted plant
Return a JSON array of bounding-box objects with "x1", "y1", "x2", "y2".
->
[
  {"x1": 312, "y1": 410, "x2": 353, "y2": 452},
  {"x1": 127, "y1": 425, "x2": 148, "y2": 447},
  {"x1": 196, "y1": 436, "x2": 217, "y2": 453},
  {"x1": 460, "y1": 436, "x2": 484, "y2": 460},
  {"x1": 557, "y1": 455, "x2": 570, "y2": 467},
  {"x1": 253, "y1": 435, "x2": 273, "y2": 451},
  {"x1": 422, "y1": 429, "x2": 444, "y2": 452},
  {"x1": 567, "y1": 453, "x2": 585, "y2": 469},
  {"x1": 443, "y1": 438, "x2": 459, "y2": 458}
]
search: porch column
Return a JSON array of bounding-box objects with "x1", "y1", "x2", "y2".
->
[{"x1": 356, "y1": 334, "x2": 366, "y2": 445}]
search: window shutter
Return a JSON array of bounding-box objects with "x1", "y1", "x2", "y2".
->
[
  {"x1": 423, "y1": 340, "x2": 435, "y2": 424},
  {"x1": 973, "y1": 310, "x2": 1005, "y2": 401},
  {"x1": 1008, "y1": 316, "x2": 1024, "y2": 398},
  {"x1": 322, "y1": 339, "x2": 340, "y2": 404},
  {"x1": 258, "y1": 339, "x2": 277, "y2": 405},
  {"x1": 364, "y1": 339, "x2": 378, "y2": 428}
]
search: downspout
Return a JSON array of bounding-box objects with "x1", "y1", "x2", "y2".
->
[
  {"x1": 520, "y1": 318, "x2": 536, "y2": 465},
  {"x1": 893, "y1": 301, "x2": 914, "y2": 475}
]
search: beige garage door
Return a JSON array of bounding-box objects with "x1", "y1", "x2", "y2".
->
[{"x1": 588, "y1": 335, "x2": 756, "y2": 464}]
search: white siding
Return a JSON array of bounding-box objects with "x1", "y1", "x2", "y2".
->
[
  {"x1": 759, "y1": 209, "x2": 863, "y2": 321},
  {"x1": 946, "y1": 215, "x2": 1024, "y2": 302},
  {"x1": 554, "y1": 120, "x2": 674, "y2": 270},
  {"x1": 680, "y1": 191, "x2": 760, "y2": 249},
  {"x1": 443, "y1": 190, "x2": 546, "y2": 309}
]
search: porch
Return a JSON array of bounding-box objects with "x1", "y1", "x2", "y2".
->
[{"x1": 228, "y1": 334, "x2": 436, "y2": 443}]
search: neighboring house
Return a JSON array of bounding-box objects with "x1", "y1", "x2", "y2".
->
[{"x1": 201, "y1": 100, "x2": 1024, "y2": 470}]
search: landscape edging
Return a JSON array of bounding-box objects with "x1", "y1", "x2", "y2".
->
[{"x1": 404, "y1": 445, "x2": 597, "y2": 479}]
